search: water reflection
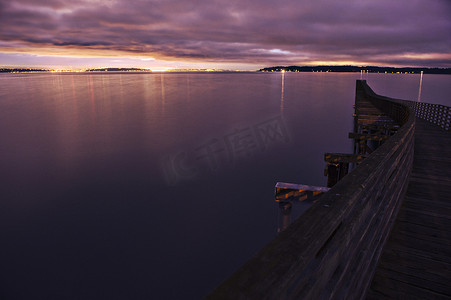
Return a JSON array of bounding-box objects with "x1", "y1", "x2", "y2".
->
[
  {"x1": 418, "y1": 71, "x2": 423, "y2": 102},
  {"x1": 360, "y1": 70, "x2": 369, "y2": 80},
  {"x1": 186, "y1": 74, "x2": 191, "y2": 101},
  {"x1": 88, "y1": 74, "x2": 96, "y2": 117},
  {"x1": 3, "y1": 72, "x2": 447, "y2": 299},
  {"x1": 280, "y1": 70, "x2": 285, "y2": 113},
  {"x1": 119, "y1": 73, "x2": 125, "y2": 104},
  {"x1": 160, "y1": 73, "x2": 166, "y2": 114}
]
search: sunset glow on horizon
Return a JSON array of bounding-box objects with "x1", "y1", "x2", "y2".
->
[{"x1": 1, "y1": 0, "x2": 450, "y2": 70}]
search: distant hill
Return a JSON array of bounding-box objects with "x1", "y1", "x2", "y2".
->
[{"x1": 259, "y1": 65, "x2": 451, "y2": 74}]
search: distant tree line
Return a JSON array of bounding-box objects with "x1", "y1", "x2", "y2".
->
[
  {"x1": 259, "y1": 65, "x2": 451, "y2": 74},
  {"x1": 0, "y1": 68, "x2": 50, "y2": 73}
]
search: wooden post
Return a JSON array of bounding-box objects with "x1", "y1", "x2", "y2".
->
[
  {"x1": 327, "y1": 163, "x2": 339, "y2": 187},
  {"x1": 278, "y1": 202, "x2": 292, "y2": 233},
  {"x1": 339, "y1": 162, "x2": 349, "y2": 180}
]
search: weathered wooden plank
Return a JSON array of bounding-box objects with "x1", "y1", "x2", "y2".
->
[
  {"x1": 366, "y1": 289, "x2": 392, "y2": 300},
  {"x1": 380, "y1": 246, "x2": 451, "y2": 269},
  {"x1": 372, "y1": 266, "x2": 451, "y2": 296},
  {"x1": 395, "y1": 211, "x2": 451, "y2": 230},
  {"x1": 413, "y1": 156, "x2": 451, "y2": 166},
  {"x1": 395, "y1": 212, "x2": 450, "y2": 232},
  {"x1": 403, "y1": 195, "x2": 451, "y2": 211},
  {"x1": 358, "y1": 124, "x2": 400, "y2": 132},
  {"x1": 405, "y1": 186, "x2": 451, "y2": 202},
  {"x1": 380, "y1": 243, "x2": 451, "y2": 265},
  {"x1": 411, "y1": 163, "x2": 451, "y2": 178},
  {"x1": 324, "y1": 153, "x2": 367, "y2": 163},
  {"x1": 275, "y1": 182, "x2": 330, "y2": 193},
  {"x1": 369, "y1": 114, "x2": 451, "y2": 299},
  {"x1": 389, "y1": 231, "x2": 451, "y2": 251},
  {"x1": 355, "y1": 114, "x2": 394, "y2": 120},
  {"x1": 402, "y1": 206, "x2": 451, "y2": 220},
  {"x1": 402, "y1": 197, "x2": 451, "y2": 218},
  {"x1": 356, "y1": 119, "x2": 396, "y2": 126},
  {"x1": 391, "y1": 223, "x2": 451, "y2": 246},
  {"x1": 409, "y1": 179, "x2": 451, "y2": 190},
  {"x1": 369, "y1": 271, "x2": 451, "y2": 300},
  {"x1": 274, "y1": 182, "x2": 330, "y2": 202},
  {"x1": 376, "y1": 259, "x2": 451, "y2": 286},
  {"x1": 344, "y1": 143, "x2": 413, "y2": 299},
  {"x1": 349, "y1": 132, "x2": 390, "y2": 141}
]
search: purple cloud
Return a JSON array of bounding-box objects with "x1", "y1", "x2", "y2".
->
[{"x1": 1, "y1": 0, "x2": 450, "y2": 67}]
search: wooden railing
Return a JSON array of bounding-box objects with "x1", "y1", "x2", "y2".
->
[{"x1": 206, "y1": 80, "x2": 416, "y2": 300}]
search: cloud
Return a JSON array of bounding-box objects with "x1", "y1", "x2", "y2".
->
[{"x1": 1, "y1": 0, "x2": 450, "y2": 67}]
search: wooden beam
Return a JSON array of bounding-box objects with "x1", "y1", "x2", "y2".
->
[
  {"x1": 349, "y1": 132, "x2": 390, "y2": 141},
  {"x1": 359, "y1": 124, "x2": 400, "y2": 131},
  {"x1": 275, "y1": 182, "x2": 330, "y2": 202},
  {"x1": 355, "y1": 113, "x2": 393, "y2": 118},
  {"x1": 324, "y1": 153, "x2": 367, "y2": 164},
  {"x1": 356, "y1": 119, "x2": 396, "y2": 126}
]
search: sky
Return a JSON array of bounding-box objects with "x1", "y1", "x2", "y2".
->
[{"x1": 1, "y1": 0, "x2": 451, "y2": 70}]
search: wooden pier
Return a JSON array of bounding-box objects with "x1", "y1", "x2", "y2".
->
[
  {"x1": 206, "y1": 80, "x2": 451, "y2": 299},
  {"x1": 367, "y1": 118, "x2": 451, "y2": 299}
]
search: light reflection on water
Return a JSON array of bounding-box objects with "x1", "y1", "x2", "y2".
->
[
  {"x1": 418, "y1": 71, "x2": 424, "y2": 102},
  {"x1": 0, "y1": 72, "x2": 449, "y2": 299}
]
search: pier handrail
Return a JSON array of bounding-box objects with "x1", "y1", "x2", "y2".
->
[
  {"x1": 399, "y1": 99, "x2": 450, "y2": 131},
  {"x1": 206, "y1": 80, "x2": 416, "y2": 299}
]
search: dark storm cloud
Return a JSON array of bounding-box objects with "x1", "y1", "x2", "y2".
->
[{"x1": 1, "y1": 0, "x2": 450, "y2": 67}]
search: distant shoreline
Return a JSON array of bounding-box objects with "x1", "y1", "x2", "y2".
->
[
  {"x1": 0, "y1": 67, "x2": 153, "y2": 73},
  {"x1": 259, "y1": 65, "x2": 451, "y2": 74},
  {"x1": 1, "y1": 65, "x2": 451, "y2": 74}
]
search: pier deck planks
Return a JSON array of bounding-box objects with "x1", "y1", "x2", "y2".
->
[{"x1": 367, "y1": 118, "x2": 451, "y2": 299}]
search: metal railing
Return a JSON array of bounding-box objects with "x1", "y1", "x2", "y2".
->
[{"x1": 400, "y1": 100, "x2": 450, "y2": 131}]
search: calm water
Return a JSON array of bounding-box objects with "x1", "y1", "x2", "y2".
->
[{"x1": 0, "y1": 72, "x2": 450, "y2": 299}]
